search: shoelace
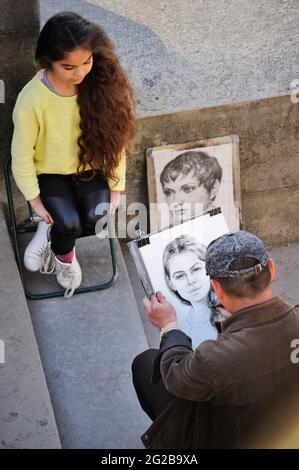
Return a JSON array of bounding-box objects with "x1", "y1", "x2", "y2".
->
[
  {"x1": 57, "y1": 263, "x2": 77, "y2": 299},
  {"x1": 40, "y1": 244, "x2": 55, "y2": 274}
]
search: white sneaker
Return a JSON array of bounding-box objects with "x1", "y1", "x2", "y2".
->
[
  {"x1": 54, "y1": 250, "x2": 82, "y2": 298},
  {"x1": 24, "y1": 221, "x2": 54, "y2": 273}
]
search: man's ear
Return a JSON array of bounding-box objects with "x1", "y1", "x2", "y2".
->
[
  {"x1": 211, "y1": 278, "x2": 223, "y2": 300},
  {"x1": 209, "y1": 180, "x2": 220, "y2": 201},
  {"x1": 268, "y1": 258, "x2": 276, "y2": 282}
]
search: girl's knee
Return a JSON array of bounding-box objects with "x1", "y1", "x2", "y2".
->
[
  {"x1": 58, "y1": 216, "x2": 82, "y2": 237},
  {"x1": 84, "y1": 209, "x2": 107, "y2": 228}
]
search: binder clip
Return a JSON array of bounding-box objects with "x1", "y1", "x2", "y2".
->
[
  {"x1": 208, "y1": 207, "x2": 222, "y2": 217},
  {"x1": 135, "y1": 229, "x2": 150, "y2": 248}
]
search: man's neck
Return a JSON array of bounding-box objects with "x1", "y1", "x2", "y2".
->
[{"x1": 227, "y1": 287, "x2": 273, "y2": 315}]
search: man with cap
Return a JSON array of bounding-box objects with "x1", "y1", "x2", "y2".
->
[{"x1": 132, "y1": 231, "x2": 299, "y2": 448}]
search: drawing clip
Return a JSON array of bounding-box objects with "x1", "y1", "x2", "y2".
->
[
  {"x1": 208, "y1": 207, "x2": 222, "y2": 217},
  {"x1": 135, "y1": 229, "x2": 150, "y2": 247}
]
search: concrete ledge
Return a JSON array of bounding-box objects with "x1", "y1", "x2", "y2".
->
[
  {"x1": 242, "y1": 186, "x2": 299, "y2": 247},
  {"x1": 0, "y1": 207, "x2": 61, "y2": 449}
]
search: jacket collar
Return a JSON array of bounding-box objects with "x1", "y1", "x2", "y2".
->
[{"x1": 217, "y1": 296, "x2": 294, "y2": 334}]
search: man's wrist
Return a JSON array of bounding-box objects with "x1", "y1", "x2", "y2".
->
[{"x1": 159, "y1": 321, "x2": 179, "y2": 339}]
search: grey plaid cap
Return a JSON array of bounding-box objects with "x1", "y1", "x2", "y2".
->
[{"x1": 205, "y1": 231, "x2": 270, "y2": 278}]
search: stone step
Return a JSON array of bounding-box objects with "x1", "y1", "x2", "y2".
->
[
  {"x1": 19, "y1": 231, "x2": 151, "y2": 449},
  {"x1": 0, "y1": 208, "x2": 61, "y2": 449}
]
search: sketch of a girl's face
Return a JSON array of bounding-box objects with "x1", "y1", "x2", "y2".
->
[
  {"x1": 162, "y1": 172, "x2": 210, "y2": 219},
  {"x1": 168, "y1": 251, "x2": 210, "y2": 303}
]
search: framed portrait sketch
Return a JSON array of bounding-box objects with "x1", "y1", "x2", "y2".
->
[
  {"x1": 146, "y1": 134, "x2": 241, "y2": 233},
  {"x1": 128, "y1": 209, "x2": 229, "y2": 348}
]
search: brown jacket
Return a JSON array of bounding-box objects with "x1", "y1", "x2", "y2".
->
[{"x1": 142, "y1": 297, "x2": 299, "y2": 449}]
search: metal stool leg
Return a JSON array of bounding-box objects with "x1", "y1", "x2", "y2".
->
[{"x1": 4, "y1": 155, "x2": 118, "y2": 300}]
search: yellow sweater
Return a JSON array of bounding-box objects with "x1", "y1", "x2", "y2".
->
[{"x1": 11, "y1": 71, "x2": 126, "y2": 201}]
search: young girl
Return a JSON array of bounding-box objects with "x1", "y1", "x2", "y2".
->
[{"x1": 11, "y1": 12, "x2": 136, "y2": 298}]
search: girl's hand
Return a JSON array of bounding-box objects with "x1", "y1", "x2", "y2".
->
[
  {"x1": 29, "y1": 196, "x2": 54, "y2": 225},
  {"x1": 33, "y1": 204, "x2": 54, "y2": 225},
  {"x1": 110, "y1": 190, "x2": 121, "y2": 215}
]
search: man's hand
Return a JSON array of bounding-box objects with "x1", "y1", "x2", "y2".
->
[{"x1": 143, "y1": 291, "x2": 177, "y2": 329}]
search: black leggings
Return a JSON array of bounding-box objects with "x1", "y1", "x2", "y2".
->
[
  {"x1": 38, "y1": 171, "x2": 110, "y2": 255},
  {"x1": 132, "y1": 349, "x2": 174, "y2": 421}
]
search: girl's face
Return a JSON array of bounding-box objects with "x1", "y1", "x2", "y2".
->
[
  {"x1": 168, "y1": 251, "x2": 210, "y2": 303},
  {"x1": 50, "y1": 48, "x2": 93, "y2": 85},
  {"x1": 162, "y1": 172, "x2": 210, "y2": 219}
]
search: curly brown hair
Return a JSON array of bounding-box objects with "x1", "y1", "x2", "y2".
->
[{"x1": 35, "y1": 11, "x2": 136, "y2": 183}]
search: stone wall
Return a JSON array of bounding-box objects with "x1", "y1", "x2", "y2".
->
[{"x1": 0, "y1": 0, "x2": 39, "y2": 203}]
